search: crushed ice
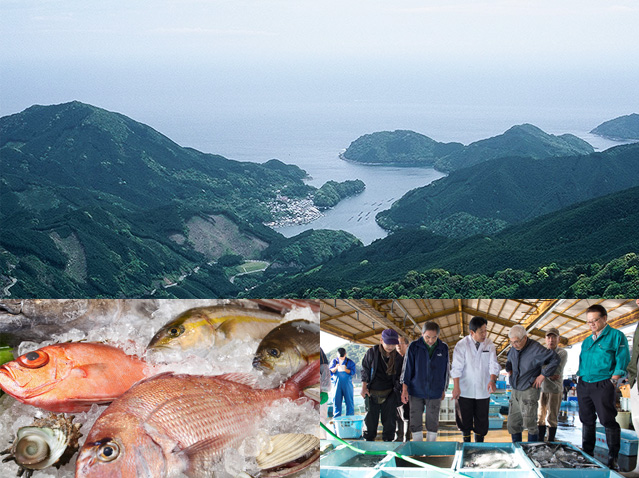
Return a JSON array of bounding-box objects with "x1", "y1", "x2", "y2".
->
[{"x1": 0, "y1": 300, "x2": 319, "y2": 478}]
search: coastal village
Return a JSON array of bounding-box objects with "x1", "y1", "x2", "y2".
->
[{"x1": 264, "y1": 193, "x2": 323, "y2": 227}]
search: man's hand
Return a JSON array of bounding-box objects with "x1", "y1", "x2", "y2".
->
[
  {"x1": 441, "y1": 391, "x2": 446, "y2": 400},
  {"x1": 401, "y1": 389, "x2": 409, "y2": 404},
  {"x1": 487, "y1": 380, "x2": 497, "y2": 393},
  {"x1": 361, "y1": 386, "x2": 369, "y2": 398},
  {"x1": 452, "y1": 384, "x2": 461, "y2": 400},
  {"x1": 533, "y1": 375, "x2": 545, "y2": 388}
]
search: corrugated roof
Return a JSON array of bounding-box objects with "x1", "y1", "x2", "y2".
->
[{"x1": 320, "y1": 299, "x2": 639, "y2": 361}]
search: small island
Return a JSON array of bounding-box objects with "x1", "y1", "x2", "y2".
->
[
  {"x1": 313, "y1": 179, "x2": 366, "y2": 210},
  {"x1": 591, "y1": 113, "x2": 639, "y2": 141}
]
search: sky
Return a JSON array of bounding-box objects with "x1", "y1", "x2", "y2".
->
[{"x1": 2, "y1": 0, "x2": 638, "y2": 128}]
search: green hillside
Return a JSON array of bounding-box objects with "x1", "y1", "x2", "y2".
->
[
  {"x1": 341, "y1": 124, "x2": 593, "y2": 172},
  {"x1": 434, "y1": 124, "x2": 594, "y2": 171},
  {"x1": 341, "y1": 130, "x2": 463, "y2": 166},
  {"x1": 591, "y1": 113, "x2": 639, "y2": 141},
  {"x1": 263, "y1": 229, "x2": 362, "y2": 277},
  {"x1": 0, "y1": 102, "x2": 352, "y2": 297},
  {"x1": 376, "y1": 143, "x2": 639, "y2": 236},
  {"x1": 314, "y1": 179, "x2": 365, "y2": 209},
  {"x1": 246, "y1": 186, "x2": 639, "y2": 297}
]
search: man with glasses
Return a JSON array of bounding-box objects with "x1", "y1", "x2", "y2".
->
[
  {"x1": 506, "y1": 325, "x2": 560, "y2": 443},
  {"x1": 577, "y1": 304, "x2": 630, "y2": 471}
]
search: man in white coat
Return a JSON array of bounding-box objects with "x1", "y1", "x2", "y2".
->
[{"x1": 451, "y1": 316, "x2": 501, "y2": 442}]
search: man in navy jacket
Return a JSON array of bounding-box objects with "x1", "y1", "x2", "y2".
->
[{"x1": 401, "y1": 321, "x2": 450, "y2": 441}]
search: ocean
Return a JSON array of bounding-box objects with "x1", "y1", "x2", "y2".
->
[{"x1": 132, "y1": 101, "x2": 632, "y2": 245}]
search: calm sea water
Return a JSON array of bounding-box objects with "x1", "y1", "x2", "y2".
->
[{"x1": 145, "y1": 102, "x2": 631, "y2": 245}]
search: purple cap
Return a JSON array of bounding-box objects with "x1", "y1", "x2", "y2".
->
[{"x1": 381, "y1": 329, "x2": 399, "y2": 345}]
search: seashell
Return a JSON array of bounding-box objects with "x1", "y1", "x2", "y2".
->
[
  {"x1": 0, "y1": 413, "x2": 82, "y2": 476},
  {"x1": 256, "y1": 433, "x2": 319, "y2": 476}
]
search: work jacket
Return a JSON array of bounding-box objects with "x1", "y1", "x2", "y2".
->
[
  {"x1": 541, "y1": 347, "x2": 568, "y2": 394},
  {"x1": 506, "y1": 337, "x2": 560, "y2": 391},
  {"x1": 450, "y1": 335, "x2": 501, "y2": 399},
  {"x1": 577, "y1": 324, "x2": 629, "y2": 383},
  {"x1": 628, "y1": 325, "x2": 639, "y2": 388},
  {"x1": 401, "y1": 337, "x2": 449, "y2": 400},
  {"x1": 361, "y1": 345, "x2": 403, "y2": 394}
]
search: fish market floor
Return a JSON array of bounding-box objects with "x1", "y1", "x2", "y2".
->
[{"x1": 339, "y1": 409, "x2": 583, "y2": 444}]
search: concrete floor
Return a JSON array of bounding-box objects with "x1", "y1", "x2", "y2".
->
[{"x1": 340, "y1": 409, "x2": 582, "y2": 445}]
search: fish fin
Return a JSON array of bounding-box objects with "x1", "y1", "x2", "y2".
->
[
  {"x1": 285, "y1": 360, "x2": 319, "y2": 398},
  {"x1": 218, "y1": 372, "x2": 262, "y2": 388},
  {"x1": 176, "y1": 436, "x2": 227, "y2": 462}
]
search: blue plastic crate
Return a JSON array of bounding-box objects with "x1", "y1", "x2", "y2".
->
[
  {"x1": 321, "y1": 468, "x2": 377, "y2": 478},
  {"x1": 334, "y1": 415, "x2": 365, "y2": 439},
  {"x1": 489, "y1": 413, "x2": 505, "y2": 429},
  {"x1": 595, "y1": 426, "x2": 639, "y2": 456},
  {"x1": 517, "y1": 442, "x2": 609, "y2": 478},
  {"x1": 457, "y1": 442, "x2": 537, "y2": 478},
  {"x1": 382, "y1": 441, "x2": 459, "y2": 470}
]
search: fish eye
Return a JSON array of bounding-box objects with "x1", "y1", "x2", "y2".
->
[
  {"x1": 167, "y1": 324, "x2": 185, "y2": 338},
  {"x1": 17, "y1": 351, "x2": 49, "y2": 369},
  {"x1": 97, "y1": 442, "x2": 120, "y2": 462},
  {"x1": 268, "y1": 348, "x2": 281, "y2": 358}
]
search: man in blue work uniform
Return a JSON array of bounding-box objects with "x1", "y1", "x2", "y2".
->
[
  {"x1": 577, "y1": 304, "x2": 630, "y2": 471},
  {"x1": 330, "y1": 347, "x2": 356, "y2": 418},
  {"x1": 401, "y1": 321, "x2": 450, "y2": 442}
]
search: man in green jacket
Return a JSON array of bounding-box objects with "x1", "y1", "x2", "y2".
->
[{"x1": 577, "y1": 304, "x2": 630, "y2": 471}]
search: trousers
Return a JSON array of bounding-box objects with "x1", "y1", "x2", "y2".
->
[
  {"x1": 538, "y1": 391, "x2": 562, "y2": 427},
  {"x1": 507, "y1": 387, "x2": 541, "y2": 435}
]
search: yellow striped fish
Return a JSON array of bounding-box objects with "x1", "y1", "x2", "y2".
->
[{"x1": 147, "y1": 305, "x2": 283, "y2": 353}]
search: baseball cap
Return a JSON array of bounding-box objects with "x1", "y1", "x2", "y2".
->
[
  {"x1": 381, "y1": 329, "x2": 399, "y2": 345},
  {"x1": 545, "y1": 327, "x2": 560, "y2": 337}
]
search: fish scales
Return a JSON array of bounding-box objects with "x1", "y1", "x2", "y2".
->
[{"x1": 76, "y1": 362, "x2": 319, "y2": 477}]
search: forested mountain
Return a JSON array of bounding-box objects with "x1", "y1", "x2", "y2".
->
[
  {"x1": 0, "y1": 102, "x2": 357, "y2": 297},
  {"x1": 341, "y1": 124, "x2": 593, "y2": 172},
  {"x1": 246, "y1": 186, "x2": 639, "y2": 298},
  {"x1": 591, "y1": 113, "x2": 639, "y2": 141},
  {"x1": 376, "y1": 143, "x2": 639, "y2": 236},
  {"x1": 341, "y1": 130, "x2": 463, "y2": 166}
]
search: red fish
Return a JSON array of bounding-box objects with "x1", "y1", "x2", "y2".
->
[
  {"x1": 75, "y1": 361, "x2": 319, "y2": 478},
  {"x1": 0, "y1": 343, "x2": 149, "y2": 412}
]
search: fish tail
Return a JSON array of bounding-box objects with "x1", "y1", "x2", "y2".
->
[{"x1": 285, "y1": 360, "x2": 319, "y2": 398}]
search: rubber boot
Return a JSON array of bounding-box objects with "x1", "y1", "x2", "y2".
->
[
  {"x1": 426, "y1": 431, "x2": 437, "y2": 442},
  {"x1": 511, "y1": 432, "x2": 523, "y2": 443},
  {"x1": 548, "y1": 426, "x2": 557, "y2": 442},
  {"x1": 538, "y1": 425, "x2": 547, "y2": 441},
  {"x1": 462, "y1": 433, "x2": 471, "y2": 442},
  {"x1": 527, "y1": 433, "x2": 539, "y2": 442},
  {"x1": 474, "y1": 433, "x2": 485, "y2": 442},
  {"x1": 412, "y1": 431, "x2": 423, "y2": 442},
  {"x1": 581, "y1": 424, "x2": 597, "y2": 456},
  {"x1": 605, "y1": 427, "x2": 621, "y2": 471}
]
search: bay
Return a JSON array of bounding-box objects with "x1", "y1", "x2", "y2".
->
[{"x1": 145, "y1": 102, "x2": 632, "y2": 245}]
